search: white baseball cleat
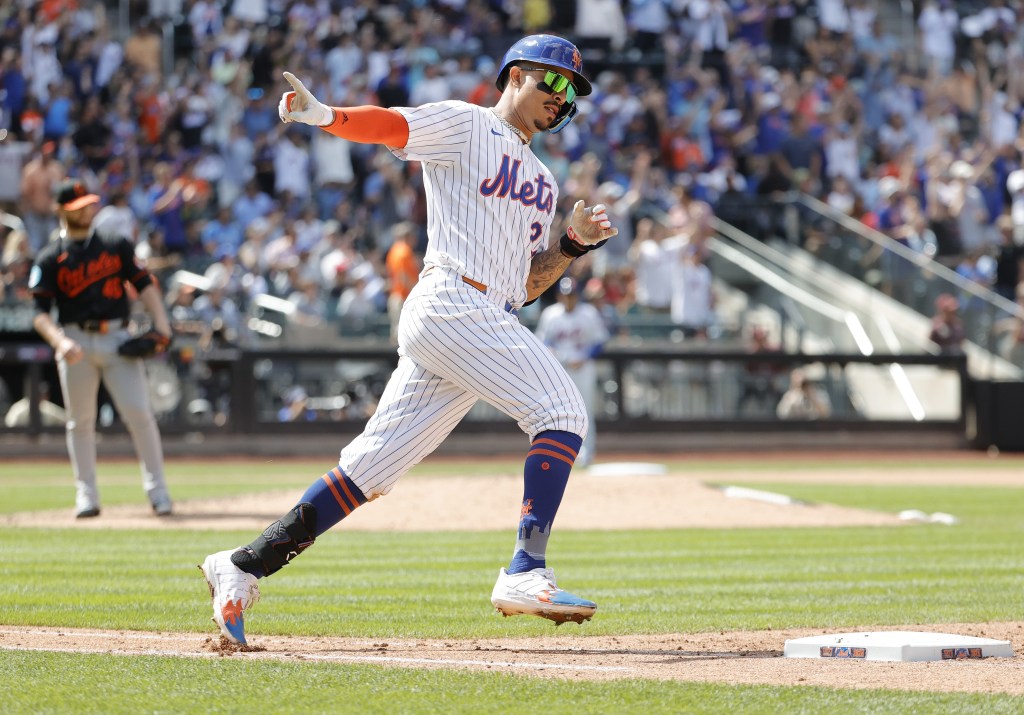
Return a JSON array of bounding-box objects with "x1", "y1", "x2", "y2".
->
[
  {"x1": 199, "y1": 549, "x2": 260, "y2": 645},
  {"x1": 491, "y1": 567, "x2": 596, "y2": 625}
]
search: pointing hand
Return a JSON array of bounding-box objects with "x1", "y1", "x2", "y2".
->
[{"x1": 278, "y1": 71, "x2": 334, "y2": 127}]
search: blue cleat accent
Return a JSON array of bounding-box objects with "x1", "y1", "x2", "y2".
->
[
  {"x1": 200, "y1": 550, "x2": 261, "y2": 645},
  {"x1": 491, "y1": 567, "x2": 596, "y2": 625}
]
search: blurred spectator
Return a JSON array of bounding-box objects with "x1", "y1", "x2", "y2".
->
[
  {"x1": 993, "y1": 214, "x2": 1024, "y2": 302},
  {"x1": 670, "y1": 246, "x2": 715, "y2": 339},
  {"x1": 148, "y1": 161, "x2": 191, "y2": 255},
  {"x1": 200, "y1": 206, "x2": 245, "y2": 258},
  {"x1": 274, "y1": 130, "x2": 312, "y2": 203},
  {"x1": 278, "y1": 386, "x2": 316, "y2": 422},
  {"x1": 918, "y1": 0, "x2": 959, "y2": 75},
  {"x1": 124, "y1": 18, "x2": 162, "y2": 76},
  {"x1": 409, "y1": 62, "x2": 451, "y2": 106},
  {"x1": 72, "y1": 97, "x2": 112, "y2": 173},
  {"x1": 576, "y1": 0, "x2": 628, "y2": 54},
  {"x1": 233, "y1": 180, "x2": 275, "y2": 231},
  {"x1": 826, "y1": 175, "x2": 856, "y2": 216},
  {"x1": 219, "y1": 120, "x2": 255, "y2": 187},
  {"x1": 776, "y1": 112, "x2": 822, "y2": 193},
  {"x1": 955, "y1": 248, "x2": 995, "y2": 314},
  {"x1": 194, "y1": 277, "x2": 244, "y2": 341},
  {"x1": 385, "y1": 221, "x2": 421, "y2": 342},
  {"x1": 993, "y1": 283, "x2": 1024, "y2": 369},
  {"x1": 667, "y1": 178, "x2": 714, "y2": 257},
  {"x1": 776, "y1": 368, "x2": 832, "y2": 419},
  {"x1": 690, "y1": 0, "x2": 733, "y2": 85},
  {"x1": 736, "y1": 325, "x2": 786, "y2": 417},
  {"x1": 628, "y1": 217, "x2": 675, "y2": 315},
  {"x1": 0, "y1": 47, "x2": 28, "y2": 135},
  {"x1": 824, "y1": 121, "x2": 861, "y2": 186},
  {"x1": 377, "y1": 62, "x2": 411, "y2": 108},
  {"x1": 337, "y1": 262, "x2": 385, "y2": 330},
  {"x1": 92, "y1": 190, "x2": 139, "y2": 242},
  {"x1": 929, "y1": 293, "x2": 966, "y2": 354},
  {"x1": 19, "y1": 142, "x2": 64, "y2": 252},
  {"x1": 1, "y1": 227, "x2": 33, "y2": 306},
  {"x1": 288, "y1": 279, "x2": 328, "y2": 327}
]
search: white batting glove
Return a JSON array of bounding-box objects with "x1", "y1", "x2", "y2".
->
[
  {"x1": 278, "y1": 71, "x2": 334, "y2": 127},
  {"x1": 560, "y1": 200, "x2": 618, "y2": 257}
]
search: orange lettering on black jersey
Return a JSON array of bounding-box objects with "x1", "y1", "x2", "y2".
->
[
  {"x1": 101, "y1": 277, "x2": 124, "y2": 299},
  {"x1": 57, "y1": 253, "x2": 123, "y2": 298}
]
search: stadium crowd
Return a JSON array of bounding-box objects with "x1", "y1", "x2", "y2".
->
[{"x1": 2, "y1": 0, "x2": 1024, "y2": 364}]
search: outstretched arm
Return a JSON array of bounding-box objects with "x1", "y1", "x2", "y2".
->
[{"x1": 278, "y1": 72, "x2": 409, "y2": 148}]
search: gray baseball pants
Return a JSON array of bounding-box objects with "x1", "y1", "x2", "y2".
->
[{"x1": 57, "y1": 325, "x2": 170, "y2": 512}]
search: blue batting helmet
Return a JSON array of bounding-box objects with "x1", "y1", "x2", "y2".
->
[{"x1": 496, "y1": 35, "x2": 592, "y2": 132}]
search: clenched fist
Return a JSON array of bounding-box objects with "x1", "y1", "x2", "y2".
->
[{"x1": 560, "y1": 200, "x2": 618, "y2": 258}]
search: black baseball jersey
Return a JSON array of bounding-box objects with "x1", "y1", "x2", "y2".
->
[{"x1": 29, "y1": 231, "x2": 155, "y2": 325}]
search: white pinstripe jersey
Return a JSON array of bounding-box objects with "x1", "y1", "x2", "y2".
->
[{"x1": 390, "y1": 100, "x2": 558, "y2": 308}]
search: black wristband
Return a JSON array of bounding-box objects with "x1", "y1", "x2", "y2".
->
[{"x1": 559, "y1": 232, "x2": 587, "y2": 258}]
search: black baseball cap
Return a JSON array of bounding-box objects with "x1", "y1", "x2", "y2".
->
[{"x1": 54, "y1": 179, "x2": 100, "y2": 210}]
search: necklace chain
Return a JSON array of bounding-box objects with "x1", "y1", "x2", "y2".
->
[{"x1": 491, "y1": 109, "x2": 529, "y2": 144}]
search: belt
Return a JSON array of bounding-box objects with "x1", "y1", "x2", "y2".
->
[
  {"x1": 422, "y1": 267, "x2": 518, "y2": 315},
  {"x1": 66, "y1": 319, "x2": 128, "y2": 334},
  {"x1": 460, "y1": 276, "x2": 518, "y2": 316}
]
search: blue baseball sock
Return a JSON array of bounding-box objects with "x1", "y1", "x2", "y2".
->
[
  {"x1": 508, "y1": 430, "x2": 582, "y2": 574},
  {"x1": 233, "y1": 466, "x2": 367, "y2": 578},
  {"x1": 299, "y1": 466, "x2": 367, "y2": 537}
]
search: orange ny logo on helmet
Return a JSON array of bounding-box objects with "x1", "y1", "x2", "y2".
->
[{"x1": 571, "y1": 48, "x2": 581, "y2": 71}]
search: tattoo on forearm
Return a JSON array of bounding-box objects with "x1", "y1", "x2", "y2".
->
[{"x1": 527, "y1": 244, "x2": 573, "y2": 298}]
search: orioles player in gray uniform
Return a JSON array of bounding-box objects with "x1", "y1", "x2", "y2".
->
[
  {"x1": 200, "y1": 34, "x2": 617, "y2": 644},
  {"x1": 29, "y1": 179, "x2": 174, "y2": 518}
]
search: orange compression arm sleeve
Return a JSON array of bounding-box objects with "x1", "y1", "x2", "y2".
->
[{"x1": 320, "y1": 105, "x2": 409, "y2": 148}]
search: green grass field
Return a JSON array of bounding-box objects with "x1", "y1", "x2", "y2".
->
[{"x1": 2, "y1": 456, "x2": 1023, "y2": 714}]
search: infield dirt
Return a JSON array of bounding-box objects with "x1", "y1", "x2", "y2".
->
[{"x1": 3, "y1": 623, "x2": 1024, "y2": 694}]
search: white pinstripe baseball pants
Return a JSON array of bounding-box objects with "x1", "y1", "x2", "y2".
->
[{"x1": 339, "y1": 268, "x2": 587, "y2": 498}]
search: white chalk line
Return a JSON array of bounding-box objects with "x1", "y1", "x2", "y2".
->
[{"x1": 0, "y1": 630, "x2": 631, "y2": 673}]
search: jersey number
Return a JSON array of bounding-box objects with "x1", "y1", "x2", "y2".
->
[
  {"x1": 529, "y1": 222, "x2": 543, "y2": 256},
  {"x1": 101, "y1": 277, "x2": 124, "y2": 299}
]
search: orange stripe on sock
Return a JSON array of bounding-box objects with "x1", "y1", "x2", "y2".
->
[
  {"x1": 337, "y1": 470, "x2": 361, "y2": 510},
  {"x1": 322, "y1": 472, "x2": 352, "y2": 515},
  {"x1": 532, "y1": 437, "x2": 579, "y2": 459},
  {"x1": 527, "y1": 447, "x2": 575, "y2": 467}
]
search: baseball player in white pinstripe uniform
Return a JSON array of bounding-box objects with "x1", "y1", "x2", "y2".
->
[
  {"x1": 201, "y1": 35, "x2": 617, "y2": 644},
  {"x1": 535, "y1": 278, "x2": 610, "y2": 468}
]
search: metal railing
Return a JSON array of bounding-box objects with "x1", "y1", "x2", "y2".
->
[{"x1": 737, "y1": 192, "x2": 1024, "y2": 374}]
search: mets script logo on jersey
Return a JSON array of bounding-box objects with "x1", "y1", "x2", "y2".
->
[
  {"x1": 57, "y1": 253, "x2": 123, "y2": 298},
  {"x1": 479, "y1": 155, "x2": 554, "y2": 213}
]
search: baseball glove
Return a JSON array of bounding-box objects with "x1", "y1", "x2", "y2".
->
[{"x1": 117, "y1": 330, "x2": 172, "y2": 358}]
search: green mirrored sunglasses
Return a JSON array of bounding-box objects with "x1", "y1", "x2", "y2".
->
[{"x1": 519, "y1": 66, "x2": 578, "y2": 104}]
